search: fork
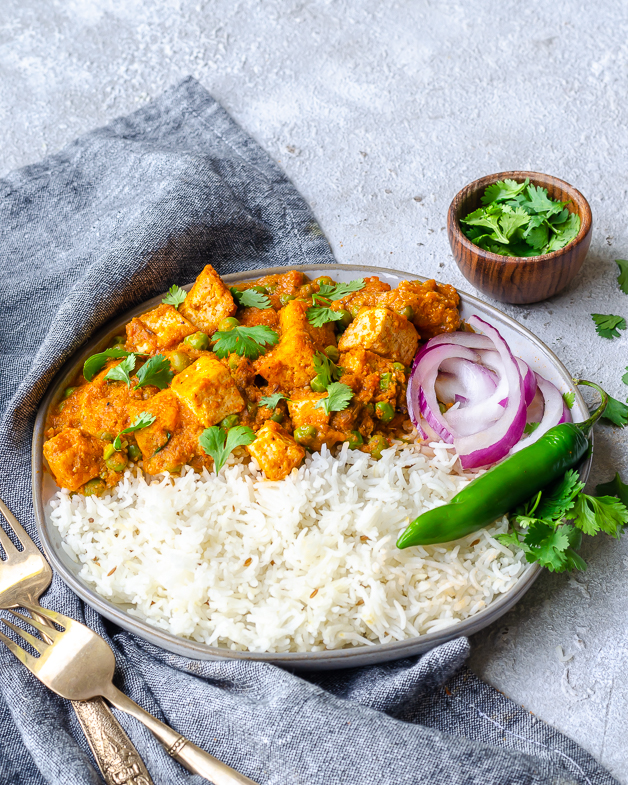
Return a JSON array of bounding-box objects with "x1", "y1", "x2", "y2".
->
[
  {"x1": 0, "y1": 602, "x2": 259, "y2": 785},
  {"x1": 0, "y1": 498, "x2": 154, "y2": 785}
]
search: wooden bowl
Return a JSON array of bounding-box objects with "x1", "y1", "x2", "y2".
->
[{"x1": 447, "y1": 171, "x2": 593, "y2": 304}]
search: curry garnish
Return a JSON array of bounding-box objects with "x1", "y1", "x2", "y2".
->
[
  {"x1": 313, "y1": 352, "x2": 342, "y2": 387},
  {"x1": 134, "y1": 354, "x2": 173, "y2": 390},
  {"x1": 230, "y1": 287, "x2": 272, "y2": 310},
  {"x1": 84, "y1": 348, "x2": 140, "y2": 382},
  {"x1": 113, "y1": 412, "x2": 156, "y2": 451},
  {"x1": 212, "y1": 325, "x2": 279, "y2": 360},
  {"x1": 315, "y1": 382, "x2": 353, "y2": 415},
  {"x1": 316, "y1": 279, "x2": 365, "y2": 300},
  {"x1": 162, "y1": 284, "x2": 187, "y2": 310},
  {"x1": 104, "y1": 354, "x2": 137, "y2": 387},
  {"x1": 306, "y1": 305, "x2": 345, "y2": 328},
  {"x1": 260, "y1": 393, "x2": 288, "y2": 409},
  {"x1": 199, "y1": 425, "x2": 256, "y2": 474}
]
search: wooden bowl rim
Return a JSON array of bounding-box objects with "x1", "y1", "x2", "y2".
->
[{"x1": 447, "y1": 170, "x2": 592, "y2": 266}]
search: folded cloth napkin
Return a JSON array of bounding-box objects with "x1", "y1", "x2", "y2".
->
[{"x1": 0, "y1": 76, "x2": 617, "y2": 785}]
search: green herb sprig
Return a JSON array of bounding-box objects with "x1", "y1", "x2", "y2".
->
[
  {"x1": 260, "y1": 393, "x2": 288, "y2": 409},
  {"x1": 83, "y1": 348, "x2": 146, "y2": 382},
  {"x1": 314, "y1": 382, "x2": 354, "y2": 416},
  {"x1": 199, "y1": 425, "x2": 256, "y2": 474},
  {"x1": 113, "y1": 412, "x2": 156, "y2": 451},
  {"x1": 162, "y1": 285, "x2": 187, "y2": 310},
  {"x1": 212, "y1": 326, "x2": 279, "y2": 360},
  {"x1": 460, "y1": 179, "x2": 580, "y2": 257},
  {"x1": 230, "y1": 287, "x2": 272, "y2": 310},
  {"x1": 591, "y1": 313, "x2": 627, "y2": 340}
]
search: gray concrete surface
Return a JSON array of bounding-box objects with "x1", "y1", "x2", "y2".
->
[{"x1": 1, "y1": 0, "x2": 627, "y2": 779}]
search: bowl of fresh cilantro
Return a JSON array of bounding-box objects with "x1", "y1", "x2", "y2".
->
[{"x1": 447, "y1": 170, "x2": 592, "y2": 304}]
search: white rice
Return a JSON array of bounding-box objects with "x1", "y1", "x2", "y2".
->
[{"x1": 49, "y1": 441, "x2": 526, "y2": 653}]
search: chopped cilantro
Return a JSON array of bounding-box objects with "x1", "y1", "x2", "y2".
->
[
  {"x1": 616, "y1": 259, "x2": 628, "y2": 295},
  {"x1": 212, "y1": 326, "x2": 279, "y2": 360},
  {"x1": 314, "y1": 382, "x2": 354, "y2": 415},
  {"x1": 104, "y1": 354, "x2": 137, "y2": 387},
  {"x1": 113, "y1": 412, "x2": 156, "y2": 451},
  {"x1": 162, "y1": 285, "x2": 187, "y2": 310},
  {"x1": 306, "y1": 305, "x2": 345, "y2": 328},
  {"x1": 313, "y1": 351, "x2": 342, "y2": 388},
  {"x1": 591, "y1": 313, "x2": 627, "y2": 339},
  {"x1": 230, "y1": 287, "x2": 272, "y2": 310},
  {"x1": 199, "y1": 425, "x2": 256, "y2": 474},
  {"x1": 316, "y1": 279, "x2": 365, "y2": 301},
  {"x1": 460, "y1": 181, "x2": 580, "y2": 258},
  {"x1": 259, "y1": 393, "x2": 288, "y2": 409},
  {"x1": 83, "y1": 347, "x2": 141, "y2": 382},
  {"x1": 562, "y1": 391, "x2": 575, "y2": 410},
  {"x1": 523, "y1": 421, "x2": 540, "y2": 435},
  {"x1": 134, "y1": 354, "x2": 173, "y2": 390},
  {"x1": 596, "y1": 472, "x2": 628, "y2": 508},
  {"x1": 601, "y1": 394, "x2": 628, "y2": 427}
]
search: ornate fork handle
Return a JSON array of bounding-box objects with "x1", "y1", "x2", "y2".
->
[{"x1": 31, "y1": 608, "x2": 154, "y2": 785}]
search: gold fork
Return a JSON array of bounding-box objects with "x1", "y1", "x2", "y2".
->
[
  {"x1": 0, "y1": 498, "x2": 154, "y2": 785},
  {"x1": 0, "y1": 604, "x2": 259, "y2": 785}
]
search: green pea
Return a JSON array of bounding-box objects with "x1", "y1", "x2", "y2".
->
[
  {"x1": 279, "y1": 293, "x2": 296, "y2": 306},
  {"x1": 316, "y1": 276, "x2": 334, "y2": 287},
  {"x1": 218, "y1": 317, "x2": 240, "y2": 332},
  {"x1": 294, "y1": 425, "x2": 317, "y2": 444},
  {"x1": 399, "y1": 305, "x2": 415, "y2": 320},
  {"x1": 368, "y1": 434, "x2": 389, "y2": 460},
  {"x1": 103, "y1": 443, "x2": 116, "y2": 460},
  {"x1": 365, "y1": 403, "x2": 375, "y2": 415},
  {"x1": 184, "y1": 331, "x2": 210, "y2": 351},
  {"x1": 63, "y1": 386, "x2": 77, "y2": 399},
  {"x1": 228, "y1": 355, "x2": 239, "y2": 371},
  {"x1": 128, "y1": 444, "x2": 142, "y2": 462},
  {"x1": 299, "y1": 283, "x2": 315, "y2": 297},
  {"x1": 379, "y1": 373, "x2": 392, "y2": 391},
  {"x1": 337, "y1": 310, "x2": 353, "y2": 329},
  {"x1": 310, "y1": 376, "x2": 327, "y2": 393},
  {"x1": 83, "y1": 478, "x2": 106, "y2": 497},
  {"x1": 349, "y1": 304, "x2": 361, "y2": 319},
  {"x1": 247, "y1": 401, "x2": 258, "y2": 417},
  {"x1": 111, "y1": 335, "x2": 126, "y2": 346},
  {"x1": 99, "y1": 431, "x2": 114, "y2": 442},
  {"x1": 57, "y1": 401, "x2": 66, "y2": 413},
  {"x1": 375, "y1": 401, "x2": 395, "y2": 423},
  {"x1": 392, "y1": 362, "x2": 406, "y2": 372},
  {"x1": 347, "y1": 431, "x2": 364, "y2": 450},
  {"x1": 250, "y1": 285, "x2": 269, "y2": 295},
  {"x1": 266, "y1": 283, "x2": 278, "y2": 294},
  {"x1": 105, "y1": 451, "x2": 128, "y2": 472},
  {"x1": 325, "y1": 345, "x2": 340, "y2": 363},
  {"x1": 270, "y1": 411, "x2": 285, "y2": 423},
  {"x1": 220, "y1": 414, "x2": 240, "y2": 430},
  {"x1": 169, "y1": 351, "x2": 192, "y2": 374},
  {"x1": 438, "y1": 402, "x2": 447, "y2": 414},
  {"x1": 165, "y1": 463, "x2": 183, "y2": 474}
]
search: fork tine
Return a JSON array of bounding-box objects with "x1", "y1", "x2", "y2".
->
[
  {"x1": 0, "y1": 629, "x2": 38, "y2": 669},
  {"x1": 0, "y1": 524, "x2": 18, "y2": 556},
  {"x1": 25, "y1": 604, "x2": 69, "y2": 628},
  {"x1": 1, "y1": 617, "x2": 48, "y2": 655},
  {"x1": 9, "y1": 610, "x2": 60, "y2": 641},
  {"x1": 0, "y1": 499, "x2": 35, "y2": 551}
]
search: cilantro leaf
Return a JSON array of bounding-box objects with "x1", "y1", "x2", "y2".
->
[
  {"x1": 134, "y1": 354, "x2": 174, "y2": 390},
  {"x1": 162, "y1": 285, "x2": 187, "y2": 310},
  {"x1": 523, "y1": 218, "x2": 549, "y2": 251},
  {"x1": 481, "y1": 178, "x2": 528, "y2": 204},
  {"x1": 199, "y1": 425, "x2": 256, "y2": 474},
  {"x1": 316, "y1": 279, "x2": 365, "y2": 301},
  {"x1": 314, "y1": 382, "x2": 353, "y2": 415},
  {"x1": 313, "y1": 351, "x2": 342, "y2": 388},
  {"x1": 622, "y1": 367, "x2": 628, "y2": 385},
  {"x1": 544, "y1": 213, "x2": 580, "y2": 252},
  {"x1": 260, "y1": 393, "x2": 288, "y2": 409},
  {"x1": 104, "y1": 354, "x2": 137, "y2": 387},
  {"x1": 230, "y1": 287, "x2": 272, "y2": 310},
  {"x1": 523, "y1": 520, "x2": 571, "y2": 571},
  {"x1": 616, "y1": 259, "x2": 628, "y2": 295},
  {"x1": 307, "y1": 305, "x2": 345, "y2": 328},
  {"x1": 596, "y1": 472, "x2": 628, "y2": 507},
  {"x1": 84, "y1": 347, "x2": 135, "y2": 382},
  {"x1": 212, "y1": 326, "x2": 279, "y2": 360},
  {"x1": 523, "y1": 421, "x2": 540, "y2": 435},
  {"x1": 563, "y1": 391, "x2": 575, "y2": 410},
  {"x1": 113, "y1": 411, "x2": 156, "y2": 451},
  {"x1": 601, "y1": 394, "x2": 628, "y2": 427},
  {"x1": 536, "y1": 469, "x2": 584, "y2": 521},
  {"x1": 571, "y1": 493, "x2": 628, "y2": 537},
  {"x1": 522, "y1": 184, "x2": 568, "y2": 217},
  {"x1": 591, "y1": 313, "x2": 627, "y2": 339},
  {"x1": 499, "y1": 208, "x2": 530, "y2": 240}
]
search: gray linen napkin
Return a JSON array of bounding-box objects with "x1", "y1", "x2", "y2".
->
[{"x1": 0, "y1": 76, "x2": 617, "y2": 785}]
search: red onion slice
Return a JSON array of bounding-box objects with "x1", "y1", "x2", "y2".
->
[
  {"x1": 510, "y1": 373, "x2": 572, "y2": 453},
  {"x1": 452, "y1": 316, "x2": 526, "y2": 469}
]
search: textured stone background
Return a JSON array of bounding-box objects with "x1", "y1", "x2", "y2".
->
[{"x1": 1, "y1": 0, "x2": 627, "y2": 779}]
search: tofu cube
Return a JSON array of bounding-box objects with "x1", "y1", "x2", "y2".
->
[
  {"x1": 247, "y1": 421, "x2": 305, "y2": 481},
  {"x1": 338, "y1": 307, "x2": 419, "y2": 366},
  {"x1": 179, "y1": 264, "x2": 237, "y2": 335},
  {"x1": 43, "y1": 428, "x2": 102, "y2": 491},
  {"x1": 171, "y1": 354, "x2": 244, "y2": 427},
  {"x1": 126, "y1": 303, "x2": 197, "y2": 354},
  {"x1": 278, "y1": 299, "x2": 335, "y2": 350},
  {"x1": 133, "y1": 390, "x2": 181, "y2": 460},
  {"x1": 254, "y1": 330, "x2": 317, "y2": 392},
  {"x1": 287, "y1": 391, "x2": 330, "y2": 429}
]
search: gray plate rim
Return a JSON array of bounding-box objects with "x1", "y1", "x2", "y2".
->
[{"x1": 32, "y1": 263, "x2": 591, "y2": 670}]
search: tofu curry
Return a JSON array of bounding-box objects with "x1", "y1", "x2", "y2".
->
[{"x1": 44, "y1": 265, "x2": 461, "y2": 495}]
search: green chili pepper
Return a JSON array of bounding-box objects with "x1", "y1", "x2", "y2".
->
[{"x1": 396, "y1": 380, "x2": 607, "y2": 549}]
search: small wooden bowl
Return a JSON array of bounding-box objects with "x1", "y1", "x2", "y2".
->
[{"x1": 447, "y1": 171, "x2": 592, "y2": 304}]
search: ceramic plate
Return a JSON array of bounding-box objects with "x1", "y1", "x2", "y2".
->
[{"x1": 32, "y1": 264, "x2": 591, "y2": 670}]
